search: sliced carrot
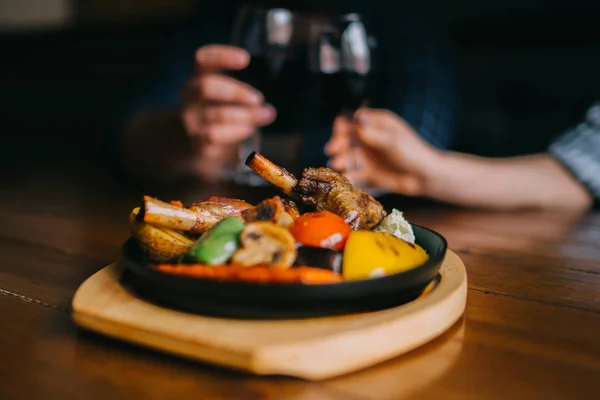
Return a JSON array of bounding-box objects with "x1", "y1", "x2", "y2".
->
[
  {"x1": 150, "y1": 263, "x2": 342, "y2": 284},
  {"x1": 236, "y1": 266, "x2": 273, "y2": 283}
]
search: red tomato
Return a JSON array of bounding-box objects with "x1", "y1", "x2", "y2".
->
[{"x1": 289, "y1": 211, "x2": 352, "y2": 250}]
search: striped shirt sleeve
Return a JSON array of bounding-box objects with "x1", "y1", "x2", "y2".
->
[{"x1": 548, "y1": 102, "x2": 600, "y2": 202}]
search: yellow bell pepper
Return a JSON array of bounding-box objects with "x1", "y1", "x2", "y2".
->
[{"x1": 342, "y1": 231, "x2": 429, "y2": 280}]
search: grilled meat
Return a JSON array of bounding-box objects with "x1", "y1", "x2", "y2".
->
[
  {"x1": 281, "y1": 198, "x2": 301, "y2": 220},
  {"x1": 245, "y1": 152, "x2": 387, "y2": 230},
  {"x1": 241, "y1": 196, "x2": 298, "y2": 227},
  {"x1": 245, "y1": 151, "x2": 299, "y2": 198},
  {"x1": 295, "y1": 167, "x2": 387, "y2": 230},
  {"x1": 141, "y1": 195, "x2": 253, "y2": 235}
]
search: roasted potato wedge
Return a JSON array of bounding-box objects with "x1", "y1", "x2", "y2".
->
[{"x1": 129, "y1": 207, "x2": 194, "y2": 263}]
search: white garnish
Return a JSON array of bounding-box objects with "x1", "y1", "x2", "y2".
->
[{"x1": 373, "y1": 209, "x2": 415, "y2": 244}]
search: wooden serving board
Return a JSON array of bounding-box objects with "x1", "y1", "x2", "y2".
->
[{"x1": 71, "y1": 250, "x2": 467, "y2": 381}]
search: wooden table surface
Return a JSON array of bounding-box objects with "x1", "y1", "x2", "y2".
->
[{"x1": 2, "y1": 164, "x2": 600, "y2": 400}]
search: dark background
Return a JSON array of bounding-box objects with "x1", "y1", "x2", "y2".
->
[{"x1": 1, "y1": 0, "x2": 600, "y2": 171}]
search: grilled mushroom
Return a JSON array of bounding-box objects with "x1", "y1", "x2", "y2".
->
[{"x1": 231, "y1": 222, "x2": 297, "y2": 268}]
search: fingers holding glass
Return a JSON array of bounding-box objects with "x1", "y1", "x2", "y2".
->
[{"x1": 194, "y1": 45, "x2": 250, "y2": 72}]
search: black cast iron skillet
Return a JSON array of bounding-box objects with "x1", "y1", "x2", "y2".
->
[{"x1": 119, "y1": 224, "x2": 447, "y2": 320}]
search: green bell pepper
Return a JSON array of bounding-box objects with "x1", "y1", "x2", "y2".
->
[{"x1": 183, "y1": 217, "x2": 245, "y2": 265}]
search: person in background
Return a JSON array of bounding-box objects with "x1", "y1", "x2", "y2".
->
[
  {"x1": 117, "y1": 0, "x2": 457, "y2": 184},
  {"x1": 325, "y1": 104, "x2": 599, "y2": 211}
]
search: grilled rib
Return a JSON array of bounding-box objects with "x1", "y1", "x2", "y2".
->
[
  {"x1": 245, "y1": 151, "x2": 299, "y2": 198},
  {"x1": 245, "y1": 152, "x2": 387, "y2": 230},
  {"x1": 141, "y1": 195, "x2": 253, "y2": 235}
]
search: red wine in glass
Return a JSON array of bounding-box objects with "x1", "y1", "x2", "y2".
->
[
  {"x1": 225, "y1": 6, "x2": 298, "y2": 184},
  {"x1": 309, "y1": 14, "x2": 375, "y2": 117},
  {"x1": 321, "y1": 69, "x2": 371, "y2": 118},
  {"x1": 309, "y1": 13, "x2": 385, "y2": 194}
]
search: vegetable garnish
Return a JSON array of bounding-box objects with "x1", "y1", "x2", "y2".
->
[
  {"x1": 151, "y1": 264, "x2": 342, "y2": 284},
  {"x1": 129, "y1": 207, "x2": 194, "y2": 263},
  {"x1": 373, "y1": 209, "x2": 416, "y2": 244},
  {"x1": 294, "y1": 246, "x2": 343, "y2": 274},
  {"x1": 342, "y1": 231, "x2": 429, "y2": 281},
  {"x1": 289, "y1": 211, "x2": 352, "y2": 250},
  {"x1": 231, "y1": 222, "x2": 297, "y2": 267},
  {"x1": 182, "y1": 217, "x2": 245, "y2": 265}
]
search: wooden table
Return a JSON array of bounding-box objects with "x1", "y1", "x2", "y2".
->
[{"x1": 2, "y1": 164, "x2": 600, "y2": 400}]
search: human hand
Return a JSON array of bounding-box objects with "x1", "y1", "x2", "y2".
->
[
  {"x1": 324, "y1": 108, "x2": 442, "y2": 196},
  {"x1": 181, "y1": 45, "x2": 277, "y2": 179}
]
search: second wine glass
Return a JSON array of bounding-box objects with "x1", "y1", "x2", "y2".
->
[
  {"x1": 226, "y1": 5, "x2": 298, "y2": 185},
  {"x1": 309, "y1": 13, "x2": 385, "y2": 195}
]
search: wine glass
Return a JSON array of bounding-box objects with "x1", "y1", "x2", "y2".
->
[
  {"x1": 225, "y1": 5, "x2": 298, "y2": 185},
  {"x1": 309, "y1": 13, "x2": 386, "y2": 195},
  {"x1": 311, "y1": 14, "x2": 372, "y2": 116}
]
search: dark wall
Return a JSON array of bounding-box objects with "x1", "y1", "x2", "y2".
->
[
  {"x1": 451, "y1": 2, "x2": 600, "y2": 156},
  {"x1": 0, "y1": 23, "x2": 172, "y2": 167},
  {"x1": 2, "y1": 1, "x2": 600, "y2": 169}
]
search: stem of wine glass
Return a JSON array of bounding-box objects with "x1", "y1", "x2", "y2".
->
[{"x1": 340, "y1": 109, "x2": 361, "y2": 174}]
